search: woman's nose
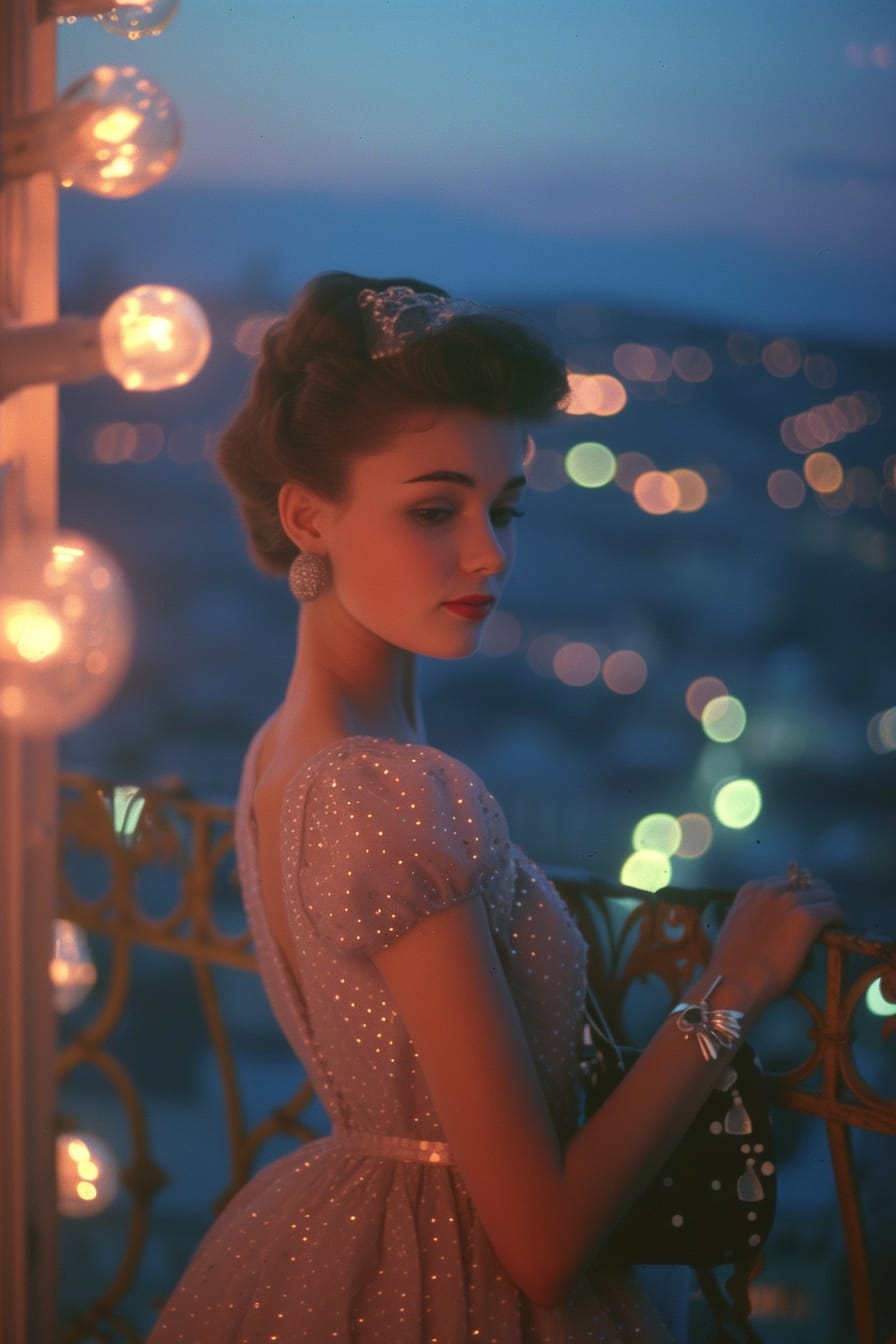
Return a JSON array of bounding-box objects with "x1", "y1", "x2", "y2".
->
[{"x1": 463, "y1": 519, "x2": 509, "y2": 576}]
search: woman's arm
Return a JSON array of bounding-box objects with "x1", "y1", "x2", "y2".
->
[{"x1": 372, "y1": 875, "x2": 840, "y2": 1307}]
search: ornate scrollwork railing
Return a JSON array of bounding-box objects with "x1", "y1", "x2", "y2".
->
[
  {"x1": 56, "y1": 771, "x2": 896, "y2": 1344},
  {"x1": 562, "y1": 880, "x2": 896, "y2": 1343}
]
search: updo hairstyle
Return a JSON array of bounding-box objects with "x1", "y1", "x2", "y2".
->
[{"x1": 217, "y1": 270, "x2": 568, "y2": 574}]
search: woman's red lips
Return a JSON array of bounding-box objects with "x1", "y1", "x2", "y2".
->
[{"x1": 442, "y1": 596, "x2": 495, "y2": 621}]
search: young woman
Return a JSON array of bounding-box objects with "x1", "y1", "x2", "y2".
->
[{"x1": 148, "y1": 272, "x2": 841, "y2": 1342}]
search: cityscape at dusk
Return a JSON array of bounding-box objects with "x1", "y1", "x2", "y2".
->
[{"x1": 3, "y1": 4, "x2": 893, "y2": 1342}]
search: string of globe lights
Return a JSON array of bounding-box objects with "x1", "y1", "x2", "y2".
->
[{"x1": 1, "y1": 0, "x2": 199, "y2": 1224}]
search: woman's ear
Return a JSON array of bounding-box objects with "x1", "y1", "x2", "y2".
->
[{"x1": 278, "y1": 481, "x2": 329, "y2": 553}]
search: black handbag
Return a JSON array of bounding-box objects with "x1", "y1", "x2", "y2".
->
[{"x1": 581, "y1": 986, "x2": 777, "y2": 1339}]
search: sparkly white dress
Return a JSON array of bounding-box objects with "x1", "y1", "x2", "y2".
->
[{"x1": 148, "y1": 732, "x2": 672, "y2": 1343}]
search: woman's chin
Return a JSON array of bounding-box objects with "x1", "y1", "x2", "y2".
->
[
  {"x1": 372, "y1": 611, "x2": 491, "y2": 661},
  {"x1": 417, "y1": 630, "x2": 486, "y2": 662}
]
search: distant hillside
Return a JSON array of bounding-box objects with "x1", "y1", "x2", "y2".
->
[{"x1": 60, "y1": 183, "x2": 896, "y2": 346}]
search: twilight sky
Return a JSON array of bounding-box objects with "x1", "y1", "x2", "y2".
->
[{"x1": 57, "y1": 1, "x2": 896, "y2": 340}]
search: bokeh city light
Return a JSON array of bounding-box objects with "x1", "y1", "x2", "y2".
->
[
  {"x1": 620, "y1": 849, "x2": 672, "y2": 893},
  {"x1": 632, "y1": 812, "x2": 682, "y2": 856},
  {"x1": 602, "y1": 650, "x2": 648, "y2": 695},
  {"x1": 675, "y1": 813, "x2": 713, "y2": 859},
  {"x1": 565, "y1": 441, "x2": 616, "y2": 488},
  {"x1": 712, "y1": 778, "x2": 763, "y2": 829},
  {"x1": 701, "y1": 695, "x2": 747, "y2": 744}
]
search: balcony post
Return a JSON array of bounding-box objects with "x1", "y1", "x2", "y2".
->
[{"x1": 0, "y1": 2, "x2": 59, "y2": 1342}]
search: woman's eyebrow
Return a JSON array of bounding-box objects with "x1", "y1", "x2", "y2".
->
[{"x1": 403, "y1": 470, "x2": 527, "y2": 491}]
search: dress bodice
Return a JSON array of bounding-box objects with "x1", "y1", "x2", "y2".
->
[{"x1": 236, "y1": 732, "x2": 589, "y2": 1143}]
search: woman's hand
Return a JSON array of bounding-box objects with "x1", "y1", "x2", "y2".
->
[{"x1": 707, "y1": 869, "x2": 844, "y2": 1013}]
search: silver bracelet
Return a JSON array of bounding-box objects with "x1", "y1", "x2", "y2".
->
[{"x1": 669, "y1": 974, "x2": 744, "y2": 1062}]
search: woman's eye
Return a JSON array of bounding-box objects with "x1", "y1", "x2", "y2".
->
[
  {"x1": 412, "y1": 506, "x2": 454, "y2": 526},
  {"x1": 411, "y1": 504, "x2": 525, "y2": 528},
  {"x1": 491, "y1": 506, "x2": 526, "y2": 528}
]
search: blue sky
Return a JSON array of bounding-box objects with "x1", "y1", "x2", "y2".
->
[{"x1": 57, "y1": 1, "x2": 896, "y2": 339}]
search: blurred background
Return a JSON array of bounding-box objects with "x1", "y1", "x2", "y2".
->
[
  {"x1": 50, "y1": 3, "x2": 894, "y2": 1339},
  {"x1": 57, "y1": 0, "x2": 895, "y2": 924}
]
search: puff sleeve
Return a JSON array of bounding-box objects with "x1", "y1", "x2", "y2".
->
[{"x1": 294, "y1": 742, "x2": 509, "y2": 954}]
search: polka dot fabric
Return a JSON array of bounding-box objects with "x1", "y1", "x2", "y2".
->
[
  {"x1": 297, "y1": 745, "x2": 504, "y2": 954},
  {"x1": 148, "y1": 732, "x2": 673, "y2": 1343}
]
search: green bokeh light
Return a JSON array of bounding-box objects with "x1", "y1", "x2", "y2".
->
[
  {"x1": 620, "y1": 849, "x2": 672, "y2": 892},
  {"x1": 865, "y1": 978, "x2": 896, "y2": 1017},
  {"x1": 632, "y1": 813, "x2": 682, "y2": 857},
  {"x1": 109, "y1": 785, "x2": 146, "y2": 843},
  {"x1": 565, "y1": 441, "x2": 616, "y2": 489},
  {"x1": 712, "y1": 778, "x2": 762, "y2": 829},
  {"x1": 701, "y1": 695, "x2": 747, "y2": 743}
]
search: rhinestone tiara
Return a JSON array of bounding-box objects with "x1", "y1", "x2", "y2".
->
[{"x1": 357, "y1": 285, "x2": 484, "y2": 360}]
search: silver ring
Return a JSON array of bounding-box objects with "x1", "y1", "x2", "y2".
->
[{"x1": 786, "y1": 862, "x2": 812, "y2": 890}]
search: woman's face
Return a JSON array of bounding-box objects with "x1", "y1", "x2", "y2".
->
[{"x1": 315, "y1": 408, "x2": 528, "y2": 660}]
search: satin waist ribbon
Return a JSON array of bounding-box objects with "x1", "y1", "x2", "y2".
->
[{"x1": 331, "y1": 1127, "x2": 454, "y2": 1165}]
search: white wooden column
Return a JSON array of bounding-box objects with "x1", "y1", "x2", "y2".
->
[{"x1": 0, "y1": 3, "x2": 59, "y2": 1342}]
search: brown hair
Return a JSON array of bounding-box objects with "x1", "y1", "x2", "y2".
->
[{"x1": 217, "y1": 271, "x2": 567, "y2": 573}]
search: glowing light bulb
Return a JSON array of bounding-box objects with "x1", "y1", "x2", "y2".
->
[
  {"x1": 50, "y1": 920, "x2": 97, "y2": 1013},
  {"x1": 57, "y1": 65, "x2": 180, "y2": 198},
  {"x1": 4, "y1": 600, "x2": 63, "y2": 662},
  {"x1": 0, "y1": 287, "x2": 210, "y2": 397},
  {"x1": 90, "y1": 107, "x2": 140, "y2": 144},
  {"x1": 56, "y1": 1132, "x2": 119, "y2": 1217},
  {"x1": 100, "y1": 286, "x2": 211, "y2": 391},
  {"x1": 0, "y1": 531, "x2": 134, "y2": 736},
  {"x1": 97, "y1": 0, "x2": 179, "y2": 39}
]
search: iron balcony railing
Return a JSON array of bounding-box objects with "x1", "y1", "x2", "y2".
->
[{"x1": 56, "y1": 771, "x2": 896, "y2": 1344}]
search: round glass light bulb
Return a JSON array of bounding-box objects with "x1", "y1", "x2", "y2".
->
[
  {"x1": 58, "y1": 65, "x2": 181, "y2": 198},
  {"x1": 100, "y1": 285, "x2": 211, "y2": 391},
  {"x1": 51, "y1": 919, "x2": 98, "y2": 1014},
  {"x1": 56, "y1": 1131, "x2": 119, "y2": 1218},
  {"x1": 0, "y1": 531, "x2": 134, "y2": 736},
  {"x1": 97, "y1": 0, "x2": 179, "y2": 39}
]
